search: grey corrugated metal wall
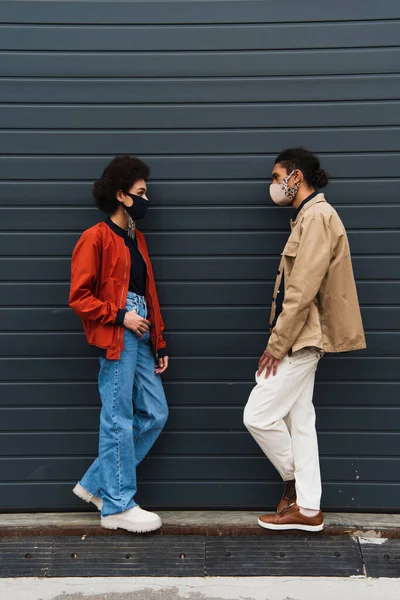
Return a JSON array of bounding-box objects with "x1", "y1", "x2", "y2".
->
[{"x1": 0, "y1": 0, "x2": 399, "y2": 511}]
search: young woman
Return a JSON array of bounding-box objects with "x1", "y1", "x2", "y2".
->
[{"x1": 69, "y1": 155, "x2": 169, "y2": 533}]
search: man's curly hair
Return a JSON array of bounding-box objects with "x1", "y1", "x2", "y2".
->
[{"x1": 93, "y1": 155, "x2": 150, "y2": 214}]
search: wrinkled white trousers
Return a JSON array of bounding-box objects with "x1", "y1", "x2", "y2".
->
[{"x1": 244, "y1": 347, "x2": 322, "y2": 510}]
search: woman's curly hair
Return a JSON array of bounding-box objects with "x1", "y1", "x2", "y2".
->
[{"x1": 93, "y1": 155, "x2": 150, "y2": 214}]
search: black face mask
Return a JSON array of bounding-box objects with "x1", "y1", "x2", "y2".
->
[{"x1": 123, "y1": 193, "x2": 149, "y2": 221}]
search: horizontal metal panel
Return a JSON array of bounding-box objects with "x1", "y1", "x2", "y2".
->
[
  {"x1": 2, "y1": 22, "x2": 400, "y2": 51},
  {"x1": 2, "y1": 128, "x2": 400, "y2": 155},
  {"x1": 2, "y1": 75, "x2": 399, "y2": 103},
  {"x1": 159, "y1": 282, "x2": 400, "y2": 307},
  {"x1": 0, "y1": 331, "x2": 393, "y2": 358},
  {"x1": 1, "y1": 205, "x2": 399, "y2": 232},
  {"x1": 166, "y1": 306, "x2": 398, "y2": 332},
  {"x1": 0, "y1": 406, "x2": 398, "y2": 432},
  {"x1": 0, "y1": 430, "x2": 398, "y2": 457},
  {"x1": 0, "y1": 456, "x2": 396, "y2": 483},
  {"x1": 0, "y1": 306, "x2": 398, "y2": 333},
  {"x1": 1, "y1": 0, "x2": 398, "y2": 25},
  {"x1": 0, "y1": 281, "x2": 398, "y2": 308},
  {"x1": 2, "y1": 180, "x2": 399, "y2": 207},
  {"x1": 1, "y1": 231, "x2": 399, "y2": 256},
  {"x1": 2, "y1": 49, "x2": 400, "y2": 78},
  {"x1": 1, "y1": 381, "x2": 399, "y2": 407},
  {"x1": 0, "y1": 233, "x2": 82, "y2": 256},
  {"x1": 154, "y1": 432, "x2": 400, "y2": 458},
  {"x1": 0, "y1": 382, "x2": 102, "y2": 406},
  {"x1": 0, "y1": 357, "x2": 398, "y2": 382},
  {"x1": 146, "y1": 231, "x2": 400, "y2": 257},
  {"x1": 1, "y1": 256, "x2": 398, "y2": 282},
  {"x1": 0, "y1": 481, "x2": 398, "y2": 511},
  {"x1": 2, "y1": 103, "x2": 399, "y2": 130},
  {"x1": 0, "y1": 308, "x2": 79, "y2": 331},
  {"x1": 164, "y1": 331, "x2": 388, "y2": 358},
  {"x1": 0, "y1": 154, "x2": 399, "y2": 180},
  {"x1": 142, "y1": 456, "x2": 398, "y2": 483}
]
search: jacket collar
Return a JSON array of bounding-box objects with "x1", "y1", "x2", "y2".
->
[
  {"x1": 105, "y1": 217, "x2": 143, "y2": 242},
  {"x1": 291, "y1": 192, "x2": 326, "y2": 227},
  {"x1": 106, "y1": 216, "x2": 128, "y2": 240}
]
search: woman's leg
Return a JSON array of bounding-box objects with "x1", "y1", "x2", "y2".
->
[
  {"x1": 80, "y1": 327, "x2": 140, "y2": 517},
  {"x1": 132, "y1": 332, "x2": 169, "y2": 467}
]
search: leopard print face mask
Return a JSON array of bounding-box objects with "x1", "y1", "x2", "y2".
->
[{"x1": 269, "y1": 170, "x2": 301, "y2": 206}]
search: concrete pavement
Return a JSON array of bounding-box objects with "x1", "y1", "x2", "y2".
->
[{"x1": 1, "y1": 576, "x2": 400, "y2": 600}]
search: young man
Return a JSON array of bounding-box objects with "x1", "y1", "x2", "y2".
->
[{"x1": 243, "y1": 148, "x2": 366, "y2": 532}]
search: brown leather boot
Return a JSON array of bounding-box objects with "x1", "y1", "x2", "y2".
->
[
  {"x1": 277, "y1": 479, "x2": 296, "y2": 512},
  {"x1": 259, "y1": 504, "x2": 324, "y2": 532}
]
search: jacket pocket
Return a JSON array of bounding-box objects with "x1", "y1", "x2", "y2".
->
[{"x1": 282, "y1": 241, "x2": 299, "y2": 257}]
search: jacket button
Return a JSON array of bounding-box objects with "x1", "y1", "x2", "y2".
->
[{"x1": 277, "y1": 270, "x2": 281, "y2": 275}]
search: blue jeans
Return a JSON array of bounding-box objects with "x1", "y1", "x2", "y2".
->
[{"x1": 80, "y1": 292, "x2": 168, "y2": 517}]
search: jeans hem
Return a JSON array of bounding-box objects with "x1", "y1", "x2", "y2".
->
[
  {"x1": 78, "y1": 479, "x2": 100, "y2": 498},
  {"x1": 101, "y1": 497, "x2": 138, "y2": 518}
]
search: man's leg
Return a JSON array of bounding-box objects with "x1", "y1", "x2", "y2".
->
[
  {"x1": 286, "y1": 352, "x2": 321, "y2": 512},
  {"x1": 245, "y1": 348, "x2": 324, "y2": 531},
  {"x1": 243, "y1": 350, "x2": 318, "y2": 485}
]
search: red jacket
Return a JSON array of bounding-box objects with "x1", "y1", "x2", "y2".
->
[{"x1": 69, "y1": 221, "x2": 167, "y2": 360}]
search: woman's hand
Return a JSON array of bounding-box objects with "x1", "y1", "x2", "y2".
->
[
  {"x1": 155, "y1": 356, "x2": 169, "y2": 375},
  {"x1": 123, "y1": 310, "x2": 151, "y2": 337}
]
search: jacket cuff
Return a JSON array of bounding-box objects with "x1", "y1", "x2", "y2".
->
[
  {"x1": 266, "y1": 341, "x2": 284, "y2": 361},
  {"x1": 157, "y1": 347, "x2": 168, "y2": 359},
  {"x1": 115, "y1": 308, "x2": 127, "y2": 326}
]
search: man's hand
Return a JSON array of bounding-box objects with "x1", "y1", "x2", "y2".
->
[
  {"x1": 257, "y1": 348, "x2": 280, "y2": 378},
  {"x1": 155, "y1": 356, "x2": 169, "y2": 375},
  {"x1": 123, "y1": 310, "x2": 151, "y2": 337}
]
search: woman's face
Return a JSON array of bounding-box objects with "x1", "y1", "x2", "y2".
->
[{"x1": 124, "y1": 178, "x2": 148, "y2": 206}]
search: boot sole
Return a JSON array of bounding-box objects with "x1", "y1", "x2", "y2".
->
[
  {"x1": 258, "y1": 518, "x2": 324, "y2": 532},
  {"x1": 101, "y1": 518, "x2": 162, "y2": 533}
]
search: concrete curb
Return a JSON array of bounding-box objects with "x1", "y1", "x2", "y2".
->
[{"x1": 0, "y1": 511, "x2": 399, "y2": 538}]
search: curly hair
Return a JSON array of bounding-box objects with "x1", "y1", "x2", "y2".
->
[
  {"x1": 93, "y1": 155, "x2": 150, "y2": 214},
  {"x1": 275, "y1": 148, "x2": 329, "y2": 188}
]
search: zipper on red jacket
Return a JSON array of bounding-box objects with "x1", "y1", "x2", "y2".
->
[
  {"x1": 137, "y1": 235, "x2": 160, "y2": 360},
  {"x1": 118, "y1": 244, "x2": 129, "y2": 355},
  {"x1": 147, "y1": 271, "x2": 159, "y2": 360}
]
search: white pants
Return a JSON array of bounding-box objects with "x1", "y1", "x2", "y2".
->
[{"x1": 243, "y1": 347, "x2": 322, "y2": 510}]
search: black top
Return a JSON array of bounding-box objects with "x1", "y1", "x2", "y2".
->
[
  {"x1": 271, "y1": 191, "x2": 319, "y2": 330},
  {"x1": 292, "y1": 190, "x2": 319, "y2": 222},
  {"x1": 106, "y1": 217, "x2": 147, "y2": 325}
]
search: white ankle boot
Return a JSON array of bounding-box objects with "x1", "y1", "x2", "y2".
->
[
  {"x1": 72, "y1": 483, "x2": 102, "y2": 511},
  {"x1": 101, "y1": 506, "x2": 162, "y2": 533}
]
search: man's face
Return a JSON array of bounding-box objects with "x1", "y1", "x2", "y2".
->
[{"x1": 272, "y1": 163, "x2": 291, "y2": 185}]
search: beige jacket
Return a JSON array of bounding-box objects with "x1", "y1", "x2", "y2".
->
[{"x1": 267, "y1": 194, "x2": 366, "y2": 360}]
